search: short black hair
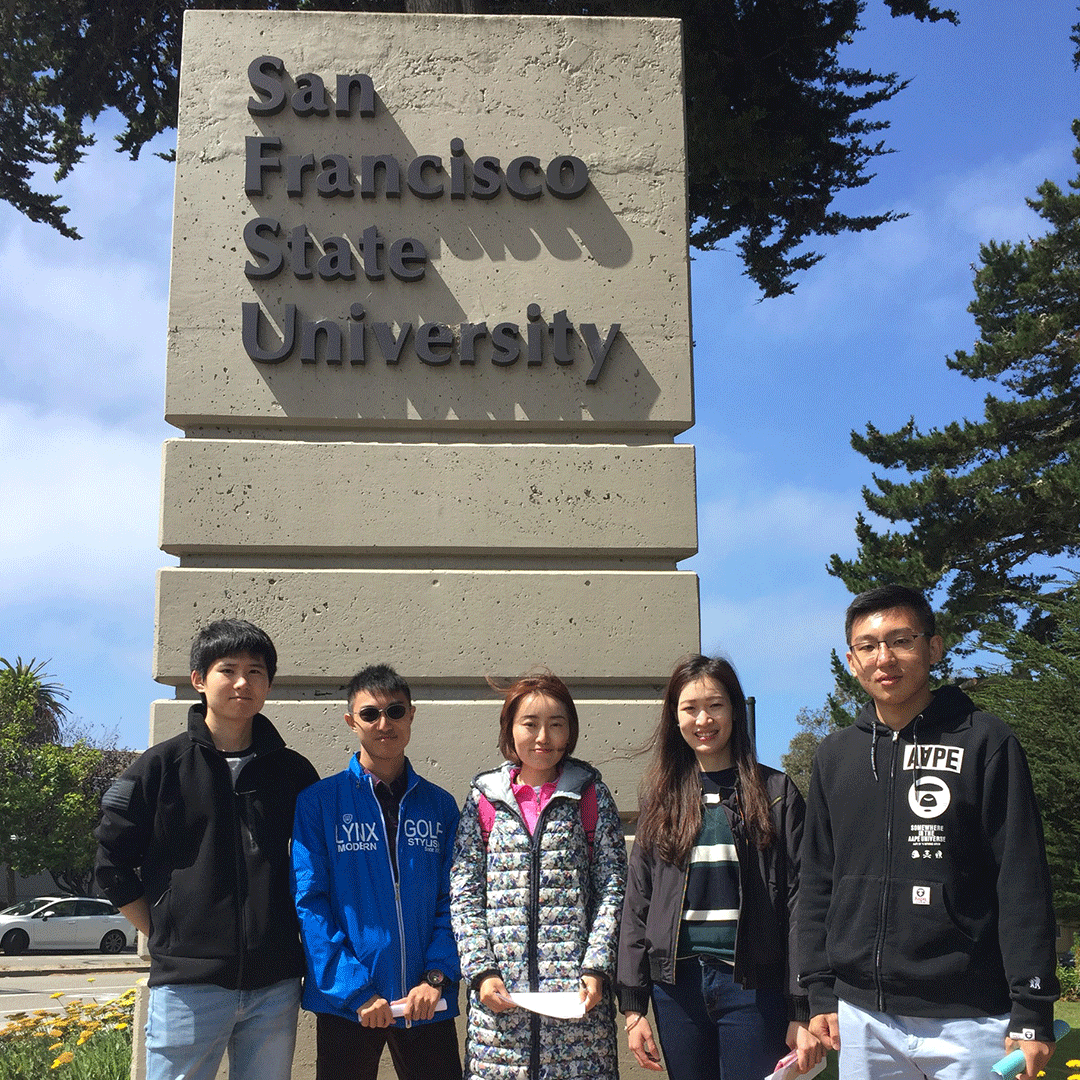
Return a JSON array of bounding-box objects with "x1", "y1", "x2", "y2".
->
[
  {"x1": 845, "y1": 585, "x2": 936, "y2": 644},
  {"x1": 345, "y1": 664, "x2": 411, "y2": 709},
  {"x1": 189, "y1": 619, "x2": 277, "y2": 684}
]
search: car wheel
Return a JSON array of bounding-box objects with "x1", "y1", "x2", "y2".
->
[
  {"x1": 2, "y1": 928, "x2": 29, "y2": 955},
  {"x1": 99, "y1": 929, "x2": 126, "y2": 954}
]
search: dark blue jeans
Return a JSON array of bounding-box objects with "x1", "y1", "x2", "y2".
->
[{"x1": 651, "y1": 956, "x2": 788, "y2": 1080}]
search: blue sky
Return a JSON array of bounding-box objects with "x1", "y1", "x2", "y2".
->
[{"x1": 1, "y1": 1, "x2": 1077, "y2": 769}]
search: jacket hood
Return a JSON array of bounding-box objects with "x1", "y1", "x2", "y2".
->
[
  {"x1": 186, "y1": 702, "x2": 286, "y2": 755},
  {"x1": 854, "y1": 683, "x2": 976, "y2": 737},
  {"x1": 855, "y1": 684, "x2": 976, "y2": 780},
  {"x1": 472, "y1": 756, "x2": 600, "y2": 805}
]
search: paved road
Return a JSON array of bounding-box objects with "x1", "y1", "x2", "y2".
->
[{"x1": 0, "y1": 951, "x2": 148, "y2": 1019}]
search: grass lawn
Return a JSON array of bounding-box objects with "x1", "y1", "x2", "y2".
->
[{"x1": 813, "y1": 1001, "x2": 1080, "y2": 1080}]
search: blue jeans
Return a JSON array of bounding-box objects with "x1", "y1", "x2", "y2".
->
[
  {"x1": 652, "y1": 957, "x2": 788, "y2": 1080},
  {"x1": 145, "y1": 978, "x2": 301, "y2": 1080},
  {"x1": 837, "y1": 999, "x2": 1011, "y2": 1080}
]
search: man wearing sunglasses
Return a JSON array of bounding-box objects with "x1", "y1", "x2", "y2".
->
[{"x1": 292, "y1": 664, "x2": 462, "y2": 1080}]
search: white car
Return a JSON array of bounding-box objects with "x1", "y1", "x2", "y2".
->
[{"x1": 0, "y1": 896, "x2": 132, "y2": 955}]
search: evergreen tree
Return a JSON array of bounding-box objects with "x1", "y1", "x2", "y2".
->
[
  {"x1": 0, "y1": 0, "x2": 955, "y2": 297},
  {"x1": 968, "y1": 583, "x2": 1080, "y2": 924},
  {"x1": 830, "y1": 118, "x2": 1080, "y2": 649}
]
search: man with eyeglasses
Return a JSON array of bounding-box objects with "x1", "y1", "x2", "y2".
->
[
  {"x1": 798, "y1": 585, "x2": 1059, "y2": 1080},
  {"x1": 291, "y1": 664, "x2": 462, "y2": 1080}
]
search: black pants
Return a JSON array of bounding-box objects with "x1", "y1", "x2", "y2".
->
[{"x1": 315, "y1": 1011, "x2": 463, "y2": 1080}]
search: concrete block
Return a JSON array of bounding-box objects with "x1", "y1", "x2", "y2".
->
[
  {"x1": 160, "y1": 439, "x2": 697, "y2": 558},
  {"x1": 154, "y1": 568, "x2": 699, "y2": 686},
  {"x1": 150, "y1": 697, "x2": 662, "y2": 808},
  {"x1": 166, "y1": 11, "x2": 692, "y2": 432}
]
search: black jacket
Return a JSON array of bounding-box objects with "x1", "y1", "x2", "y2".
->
[
  {"x1": 94, "y1": 704, "x2": 318, "y2": 989},
  {"x1": 798, "y1": 685, "x2": 1059, "y2": 1041},
  {"x1": 616, "y1": 765, "x2": 809, "y2": 1020}
]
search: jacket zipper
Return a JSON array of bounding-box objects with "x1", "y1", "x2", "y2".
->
[
  {"x1": 371, "y1": 776, "x2": 412, "y2": 1027},
  {"x1": 873, "y1": 729, "x2": 900, "y2": 1010},
  {"x1": 228, "y1": 756, "x2": 247, "y2": 989}
]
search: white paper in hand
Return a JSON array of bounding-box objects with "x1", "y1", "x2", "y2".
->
[
  {"x1": 505, "y1": 991, "x2": 586, "y2": 1019},
  {"x1": 389, "y1": 998, "x2": 448, "y2": 1019},
  {"x1": 764, "y1": 1050, "x2": 827, "y2": 1080}
]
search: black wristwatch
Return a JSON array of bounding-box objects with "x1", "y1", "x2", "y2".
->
[{"x1": 423, "y1": 970, "x2": 445, "y2": 989}]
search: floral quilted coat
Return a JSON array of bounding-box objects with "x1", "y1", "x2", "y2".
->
[{"x1": 450, "y1": 758, "x2": 627, "y2": 1080}]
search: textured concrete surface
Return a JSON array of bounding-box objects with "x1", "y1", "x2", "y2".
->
[
  {"x1": 161, "y1": 439, "x2": 697, "y2": 558},
  {"x1": 154, "y1": 567, "x2": 699, "y2": 685},
  {"x1": 150, "y1": 697, "x2": 665, "y2": 806},
  {"x1": 165, "y1": 10, "x2": 692, "y2": 431}
]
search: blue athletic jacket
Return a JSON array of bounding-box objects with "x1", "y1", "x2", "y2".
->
[{"x1": 291, "y1": 754, "x2": 461, "y2": 1023}]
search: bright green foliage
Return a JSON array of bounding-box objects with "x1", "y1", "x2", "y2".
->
[
  {"x1": 0, "y1": 656, "x2": 70, "y2": 744},
  {"x1": 970, "y1": 584, "x2": 1080, "y2": 925},
  {"x1": 0, "y1": 659, "x2": 125, "y2": 898},
  {"x1": 781, "y1": 704, "x2": 837, "y2": 797},
  {"x1": 0, "y1": 0, "x2": 953, "y2": 297},
  {"x1": 0, "y1": 986, "x2": 135, "y2": 1080},
  {"x1": 830, "y1": 119, "x2": 1080, "y2": 648}
]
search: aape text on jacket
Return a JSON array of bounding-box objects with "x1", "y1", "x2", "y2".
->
[{"x1": 798, "y1": 685, "x2": 1059, "y2": 1040}]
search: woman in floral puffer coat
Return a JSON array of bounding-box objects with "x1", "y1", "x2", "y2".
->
[{"x1": 450, "y1": 672, "x2": 627, "y2": 1080}]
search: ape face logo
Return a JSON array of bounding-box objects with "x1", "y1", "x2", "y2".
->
[{"x1": 908, "y1": 776, "x2": 951, "y2": 819}]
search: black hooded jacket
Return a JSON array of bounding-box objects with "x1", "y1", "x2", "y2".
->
[
  {"x1": 798, "y1": 685, "x2": 1059, "y2": 1041},
  {"x1": 94, "y1": 704, "x2": 318, "y2": 989}
]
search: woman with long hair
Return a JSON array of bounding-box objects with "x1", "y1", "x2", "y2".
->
[
  {"x1": 450, "y1": 672, "x2": 627, "y2": 1080},
  {"x1": 617, "y1": 655, "x2": 822, "y2": 1080}
]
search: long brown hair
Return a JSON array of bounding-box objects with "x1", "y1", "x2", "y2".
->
[{"x1": 635, "y1": 655, "x2": 775, "y2": 864}]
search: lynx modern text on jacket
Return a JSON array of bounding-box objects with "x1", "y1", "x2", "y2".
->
[
  {"x1": 94, "y1": 704, "x2": 318, "y2": 989},
  {"x1": 798, "y1": 685, "x2": 1059, "y2": 1040},
  {"x1": 290, "y1": 754, "x2": 461, "y2": 1023}
]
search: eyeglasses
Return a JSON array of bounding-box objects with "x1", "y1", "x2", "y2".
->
[
  {"x1": 350, "y1": 703, "x2": 410, "y2": 724},
  {"x1": 849, "y1": 633, "x2": 929, "y2": 661}
]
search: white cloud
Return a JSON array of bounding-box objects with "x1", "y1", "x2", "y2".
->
[
  {"x1": 0, "y1": 400, "x2": 171, "y2": 609},
  {"x1": 698, "y1": 486, "x2": 862, "y2": 561}
]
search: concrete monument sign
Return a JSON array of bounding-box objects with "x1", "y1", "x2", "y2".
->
[{"x1": 146, "y1": 10, "x2": 698, "y2": 1077}]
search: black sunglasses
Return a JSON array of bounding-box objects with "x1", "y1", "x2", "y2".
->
[{"x1": 351, "y1": 703, "x2": 410, "y2": 724}]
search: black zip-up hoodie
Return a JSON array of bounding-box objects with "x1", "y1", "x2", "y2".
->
[
  {"x1": 94, "y1": 704, "x2": 318, "y2": 989},
  {"x1": 798, "y1": 685, "x2": 1059, "y2": 1041}
]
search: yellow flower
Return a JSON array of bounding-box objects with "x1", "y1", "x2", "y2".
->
[
  {"x1": 50, "y1": 1051, "x2": 74, "y2": 1068},
  {"x1": 115, "y1": 1022, "x2": 129, "y2": 1030},
  {"x1": 49, "y1": 1042, "x2": 64, "y2": 1050},
  {"x1": 50, "y1": 991, "x2": 64, "y2": 999},
  {"x1": 76, "y1": 1031, "x2": 92, "y2": 1045},
  {"x1": 1067, "y1": 1063, "x2": 1080, "y2": 1069}
]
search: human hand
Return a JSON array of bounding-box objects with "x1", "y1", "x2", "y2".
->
[
  {"x1": 579, "y1": 975, "x2": 603, "y2": 1013},
  {"x1": 787, "y1": 1020, "x2": 825, "y2": 1073},
  {"x1": 1003, "y1": 1036, "x2": 1055, "y2": 1080},
  {"x1": 625, "y1": 1012, "x2": 663, "y2": 1071},
  {"x1": 808, "y1": 1012, "x2": 840, "y2": 1052},
  {"x1": 479, "y1": 976, "x2": 516, "y2": 1013},
  {"x1": 400, "y1": 981, "x2": 442, "y2": 1022},
  {"x1": 358, "y1": 995, "x2": 393, "y2": 1028}
]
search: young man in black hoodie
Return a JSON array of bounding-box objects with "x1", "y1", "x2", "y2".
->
[
  {"x1": 799, "y1": 585, "x2": 1059, "y2": 1080},
  {"x1": 95, "y1": 619, "x2": 318, "y2": 1080}
]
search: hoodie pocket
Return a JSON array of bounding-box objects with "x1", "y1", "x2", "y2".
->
[
  {"x1": 825, "y1": 875, "x2": 879, "y2": 976},
  {"x1": 880, "y1": 878, "x2": 979, "y2": 987}
]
